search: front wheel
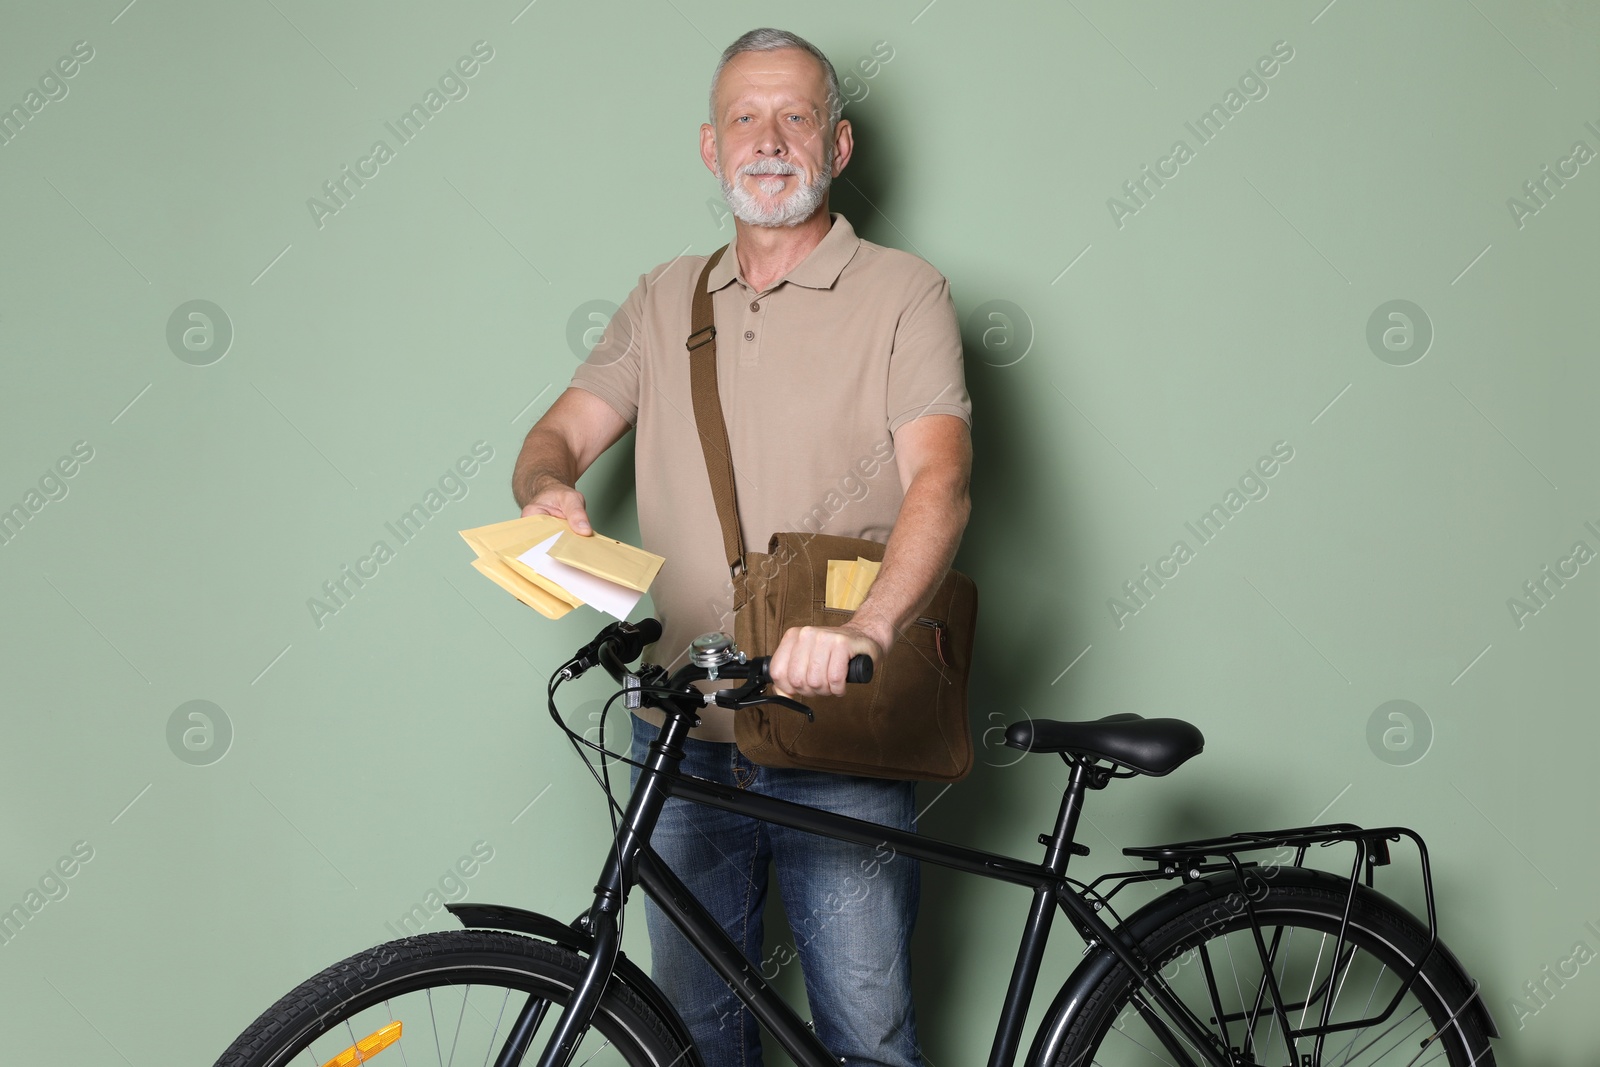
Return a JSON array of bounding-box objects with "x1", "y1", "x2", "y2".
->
[
  {"x1": 212, "y1": 929, "x2": 689, "y2": 1067},
  {"x1": 1054, "y1": 869, "x2": 1495, "y2": 1067}
]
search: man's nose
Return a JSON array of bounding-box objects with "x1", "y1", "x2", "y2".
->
[{"x1": 751, "y1": 118, "x2": 789, "y2": 156}]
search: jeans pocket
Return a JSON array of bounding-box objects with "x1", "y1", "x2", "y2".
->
[{"x1": 731, "y1": 749, "x2": 757, "y2": 790}]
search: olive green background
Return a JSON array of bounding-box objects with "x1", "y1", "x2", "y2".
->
[{"x1": 1, "y1": 0, "x2": 1596, "y2": 1063}]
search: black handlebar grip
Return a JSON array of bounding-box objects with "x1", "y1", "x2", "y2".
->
[
  {"x1": 610, "y1": 618, "x2": 661, "y2": 663},
  {"x1": 846, "y1": 654, "x2": 874, "y2": 684},
  {"x1": 631, "y1": 617, "x2": 663, "y2": 647}
]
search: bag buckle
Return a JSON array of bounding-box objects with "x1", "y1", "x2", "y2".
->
[{"x1": 686, "y1": 324, "x2": 717, "y2": 351}]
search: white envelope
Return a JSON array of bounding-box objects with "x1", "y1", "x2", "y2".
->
[{"x1": 518, "y1": 533, "x2": 645, "y2": 621}]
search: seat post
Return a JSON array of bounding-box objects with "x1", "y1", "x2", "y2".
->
[
  {"x1": 1041, "y1": 758, "x2": 1095, "y2": 877},
  {"x1": 986, "y1": 757, "x2": 1098, "y2": 1067}
]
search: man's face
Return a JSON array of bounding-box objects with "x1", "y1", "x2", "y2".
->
[{"x1": 702, "y1": 47, "x2": 850, "y2": 228}]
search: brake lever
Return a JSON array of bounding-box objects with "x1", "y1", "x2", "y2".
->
[
  {"x1": 759, "y1": 693, "x2": 815, "y2": 720},
  {"x1": 710, "y1": 677, "x2": 815, "y2": 721}
]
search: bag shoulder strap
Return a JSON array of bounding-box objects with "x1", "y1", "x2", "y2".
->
[{"x1": 687, "y1": 244, "x2": 747, "y2": 577}]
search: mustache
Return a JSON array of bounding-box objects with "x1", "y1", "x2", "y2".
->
[{"x1": 741, "y1": 159, "x2": 801, "y2": 176}]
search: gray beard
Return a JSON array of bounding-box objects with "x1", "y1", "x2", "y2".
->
[{"x1": 717, "y1": 156, "x2": 832, "y2": 227}]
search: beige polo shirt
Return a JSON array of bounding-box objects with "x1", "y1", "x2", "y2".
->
[{"x1": 568, "y1": 211, "x2": 971, "y2": 741}]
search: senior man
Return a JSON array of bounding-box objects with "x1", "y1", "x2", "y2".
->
[{"x1": 511, "y1": 27, "x2": 972, "y2": 1067}]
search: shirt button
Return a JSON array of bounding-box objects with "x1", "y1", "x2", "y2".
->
[
  {"x1": 749, "y1": 301, "x2": 761, "y2": 312},
  {"x1": 744, "y1": 330, "x2": 755, "y2": 341}
]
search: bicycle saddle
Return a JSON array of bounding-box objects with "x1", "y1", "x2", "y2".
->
[{"x1": 1004, "y1": 713, "x2": 1204, "y2": 777}]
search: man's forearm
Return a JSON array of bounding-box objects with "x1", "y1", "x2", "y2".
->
[
  {"x1": 848, "y1": 472, "x2": 970, "y2": 650},
  {"x1": 511, "y1": 428, "x2": 579, "y2": 509}
]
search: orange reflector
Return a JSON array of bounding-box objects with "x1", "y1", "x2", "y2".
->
[{"x1": 320, "y1": 1020, "x2": 402, "y2": 1067}]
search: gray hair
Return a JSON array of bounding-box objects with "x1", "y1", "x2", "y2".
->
[{"x1": 708, "y1": 28, "x2": 842, "y2": 131}]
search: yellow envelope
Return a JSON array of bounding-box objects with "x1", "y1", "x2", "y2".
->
[
  {"x1": 469, "y1": 557, "x2": 575, "y2": 619},
  {"x1": 847, "y1": 557, "x2": 881, "y2": 608},
  {"x1": 825, "y1": 557, "x2": 882, "y2": 610},
  {"x1": 546, "y1": 530, "x2": 664, "y2": 592},
  {"x1": 460, "y1": 514, "x2": 584, "y2": 611},
  {"x1": 460, "y1": 513, "x2": 566, "y2": 561},
  {"x1": 459, "y1": 514, "x2": 664, "y2": 619},
  {"x1": 832, "y1": 559, "x2": 857, "y2": 607},
  {"x1": 502, "y1": 554, "x2": 582, "y2": 606}
]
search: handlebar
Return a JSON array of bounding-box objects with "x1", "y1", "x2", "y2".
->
[
  {"x1": 691, "y1": 650, "x2": 875, "y2": 688},
  {"x1": 557, "y1": 618, "x2": 873, "y2": 721}
]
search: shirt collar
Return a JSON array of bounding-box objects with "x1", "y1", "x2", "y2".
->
[{"x1": 706, "y1": 211, "x2": 861, "y2": 294}]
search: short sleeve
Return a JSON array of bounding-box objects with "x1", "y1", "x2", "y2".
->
[
  {"x1": 887, "y1": 272, "x2": 972, "y2": 436},
  {"x1": 568, "y1": 272, "x2": 649, "y2": 427}
]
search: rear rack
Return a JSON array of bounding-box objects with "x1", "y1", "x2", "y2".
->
[
  {"x1": 1082, "y1": 822, "x2": 1440, "y2": 1060},
  {"x1": 1123, "y1": 821, "x2": 1404, "y2": 877}
]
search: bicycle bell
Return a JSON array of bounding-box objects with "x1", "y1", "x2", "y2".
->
[{"x1": 689, "y1": 631, "x2": 744, "y2": 679}]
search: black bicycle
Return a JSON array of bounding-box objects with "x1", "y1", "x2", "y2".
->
[{"x1": 214, "y1": 618, "x2": 1498, "y2": 1067}]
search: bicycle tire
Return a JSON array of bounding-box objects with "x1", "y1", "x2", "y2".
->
[
  {"x1": 212, "y1": 929, "x2": 689, "y2": 1067},
  {"x1": 1053, "y1": 869, "x2": 1495, "y2": 1067}
]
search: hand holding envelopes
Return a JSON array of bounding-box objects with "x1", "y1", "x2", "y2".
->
[{"x1": 458, "y1": 515, "x2": 664, "y2": 620}]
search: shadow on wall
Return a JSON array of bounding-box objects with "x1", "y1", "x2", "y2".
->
[{"x1": 833, "y1": 107, "x2": 1299, "y2": 1057}]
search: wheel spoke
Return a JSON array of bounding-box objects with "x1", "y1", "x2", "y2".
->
[
  {"x1": 388, "y1": 1000, "x2": 414, "y2": 1067},
  {"x1": 428, "y1": 991, "x2": 448, "y2": 1062},
  {"x1": 1319, "y1": 941, "x2": 1362, "y2": 1031},
  {"x1": 1298, "y1": 931, "x2": 1330, "y2": 1031},
  {"x1": 1372, "y1": 1009, "x2": 1434, "y2": 1064},
  {"x1": 1331, "y1": 961, "x2": 1389, "y2": 1066},
  {"x1": 447, "y1": 985, "x2": 471, "y2": 1067},
  {"x1": 1196, "y1": 942, "x2": 1231, "y2": 1052},
  {"x1": 1105, "y1": 1005, "x2": 1182, "y2": 1067},
  {"x1": 1339, "y1": 1002, "x2": 1426, "y2": 1064},
  {"x1": 1218, "y1": 933, "x2": 1249, "y2": 1056},
  {"x1": 1409, "y1": 1044, "x2": 1451, "y2": 1067},
  {"x1": 1244, "y1": 928, "x2": 1276, "y2": 1054},
  {"x1": 571, "y1": 1034, "x2": 616, "y2": 1067},
  {"x1": 1258, "y1": 924, "x2": 1299, "y2": 1062},
  {"x1": 492, "y1": 994, "x2": 551, "y2": 1067},
  {"x1": 481, "y1": 988, "x2": 512, "y2": 1067}
]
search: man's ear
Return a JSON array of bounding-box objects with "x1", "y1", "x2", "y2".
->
[
  {"x1": 700, "y1": 124, "x2": 720, "y2": 176},
  {"x1": 830, "y1": 119, "x2": 854, "y2": 175}
]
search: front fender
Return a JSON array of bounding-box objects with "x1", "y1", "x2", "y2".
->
[
  {"x1": 1024, "y1": 867, "x2": 1497, "y2": 1067},
  {"x1": 445, "y1": 902, "x2": 705, "y2": 1067}
]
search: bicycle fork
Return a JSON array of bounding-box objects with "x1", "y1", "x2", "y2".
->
[{"x1": 526, "y1": 709, "x2": 696, "y2": 1067}]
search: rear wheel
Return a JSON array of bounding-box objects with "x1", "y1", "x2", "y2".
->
[
  {"x1": 213, "y1": 929, "x2": 689, "y2": 1067},
  {"x1": 1055, "y1": 871, "x2": 1494, "y2": 1067}
]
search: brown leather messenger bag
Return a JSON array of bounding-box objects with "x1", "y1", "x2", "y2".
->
[{"x1": 685, "y1": 244, "x2": 977, "y2": 782}]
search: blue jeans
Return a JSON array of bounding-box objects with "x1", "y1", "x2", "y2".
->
[{"x1": 628, "y1": 714, "x2": 923, "y2": 1067}]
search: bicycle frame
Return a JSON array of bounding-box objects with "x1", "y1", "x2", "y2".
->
[
  {"x1": 506, "y1": 633, "x2": 1487, "y2": 1067},
  {"x1": 526, "y1": 696, "x2": 1238, "y2": 1067}
]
